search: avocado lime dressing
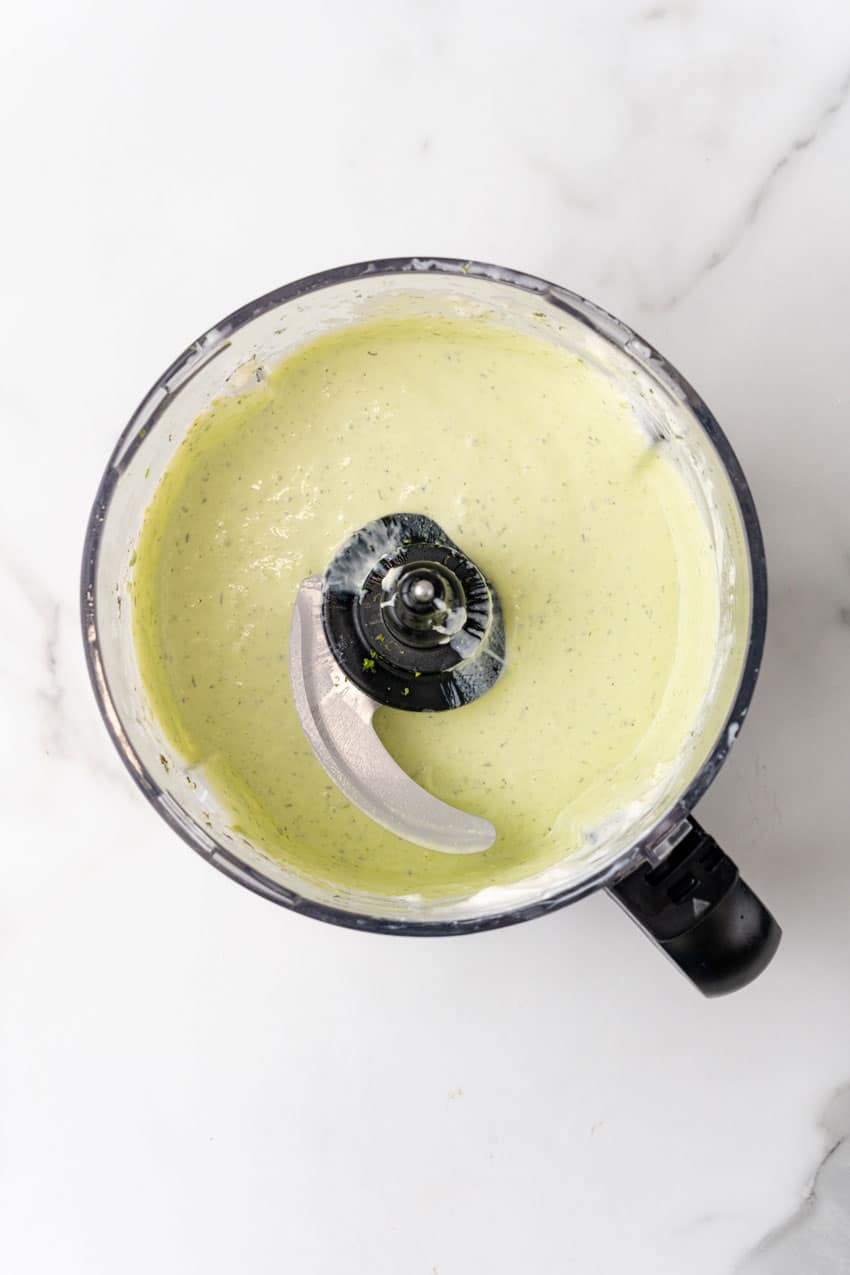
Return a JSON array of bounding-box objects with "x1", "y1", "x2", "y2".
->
[{"x1": 131, "y1": 315, "x2": 718, "y2": 899}]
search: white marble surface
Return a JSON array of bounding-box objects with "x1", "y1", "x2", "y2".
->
[{"x1": 2, "y1": 2, "x2": 850, "y2": 1271}]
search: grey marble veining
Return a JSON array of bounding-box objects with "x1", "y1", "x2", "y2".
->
[
  {"x1": 739, "y1": 1085, "x2": 850, "y2": 1273},
  {"x1": 651, "y1": 67, "x2": 850, "y2": 313}
]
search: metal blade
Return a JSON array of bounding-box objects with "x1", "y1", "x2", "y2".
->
[{"x1": 289, "y1": 578, "x2": 495, "y2": 854}]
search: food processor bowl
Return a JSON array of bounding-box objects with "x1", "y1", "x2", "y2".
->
[{"x1": 82, "y1": 258, "x2": 779, "y2": 994}]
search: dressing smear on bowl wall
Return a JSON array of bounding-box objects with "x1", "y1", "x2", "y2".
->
[{"x1": 131, "y1": 315, "x2": 718, "y2": 899}]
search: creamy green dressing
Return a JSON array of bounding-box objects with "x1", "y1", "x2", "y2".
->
[{"x1": 132, "y1": 315, "x2": 718, "y2": 899}]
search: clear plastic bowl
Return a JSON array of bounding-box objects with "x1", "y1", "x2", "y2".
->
[{"x1": 81, "y1": 258, "x2": 766, "y2": 937}]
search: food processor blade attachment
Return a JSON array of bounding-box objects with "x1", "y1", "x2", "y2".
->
[{"x1": 289, "y1": 577, "x2": 496, "y2": 853}]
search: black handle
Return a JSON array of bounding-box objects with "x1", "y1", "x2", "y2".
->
[{"x1": 609, "y1": 817, "x2": 781, "y2": 996}]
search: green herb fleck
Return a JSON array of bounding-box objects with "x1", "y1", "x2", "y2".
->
[
  {"x1": 362, "y1": 657, "x2": 376, "y2": 671},
  {"x1": 402, "y1": 687, "x2": 410, "y2": 696}
]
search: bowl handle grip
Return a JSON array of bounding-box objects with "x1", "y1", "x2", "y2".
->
[{"x1": 608, "y1": 817, "x2": 781, "y2": 996}]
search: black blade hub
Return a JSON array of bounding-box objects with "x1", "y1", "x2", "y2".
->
[{"x1": 321, "y1": 513, "x2": 506, "y2": 712}]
